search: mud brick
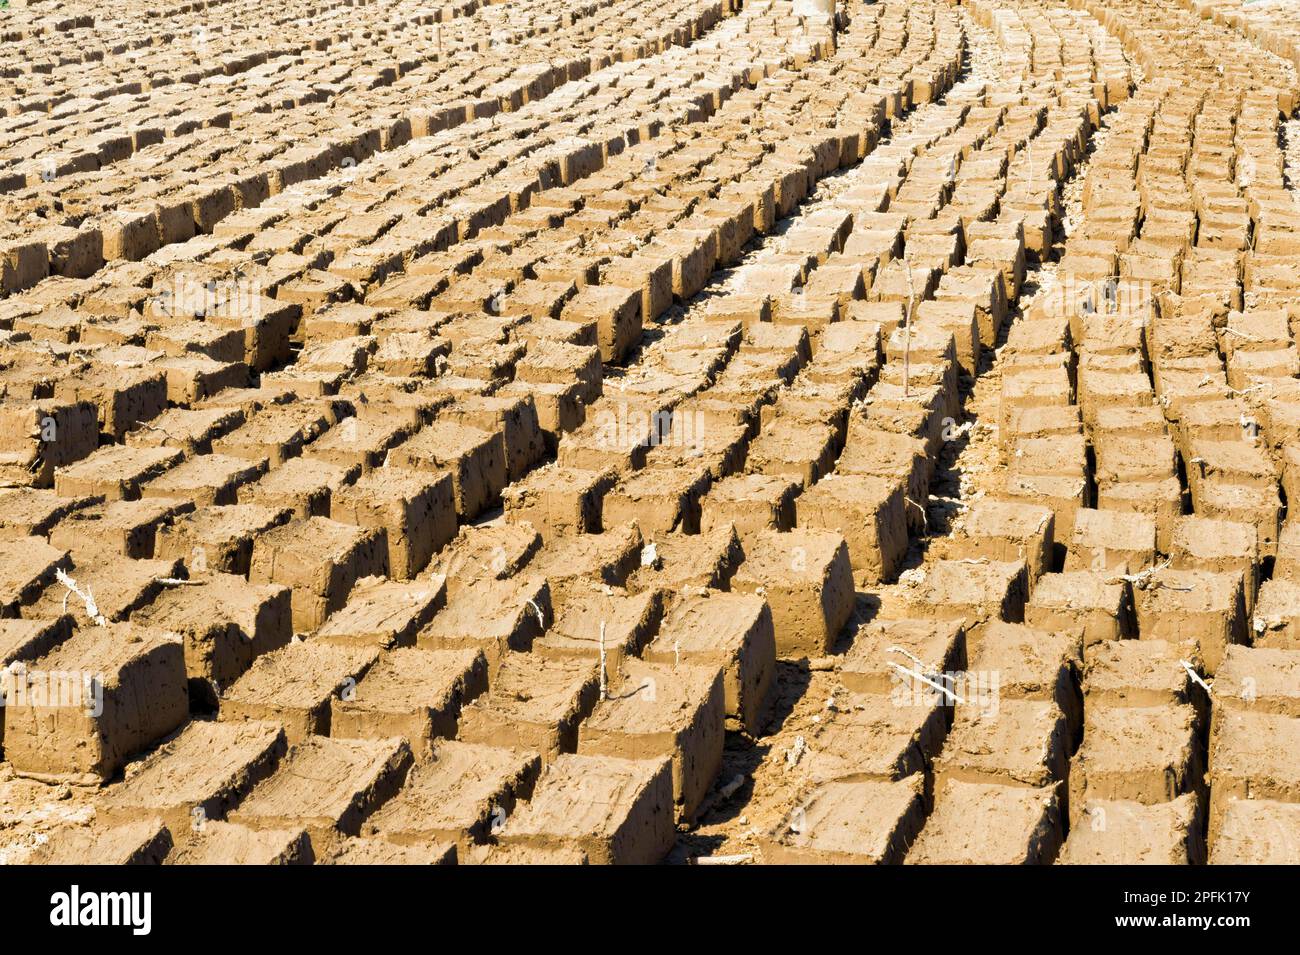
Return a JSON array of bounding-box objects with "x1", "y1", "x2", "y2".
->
[
  {"x1": 579, "y1": 660, "x2": 723, "y2": 821},
  {"x1": 301, "y1": 414, "x2": 412, "y2": 472},
  {"x1": 55, "y1": 365, "x2": 167, "y2": 441},
  {"x1": 500, "y1": 752, "x2": 674, "y2": 865},
  {"x1": 806, "y1": 337, "x2": 882, "y2": 388},
  {"x1": 45, "y1": 496, "x2": 187, "y2": 559},
  {"x1": 364, "y1": 739, "x2": 540, "y2": 853},
  {"x1": 1210, "y1": 799, "x2": 1300, "y2": 864},
  {"x1": 220, "y1": 641, "x2": 378, "y2": 743},
  {"x1": 1214, "y1": 645, "x2": 1300, "y2": 721},
  {"x1": 906, "y1": 779, "x2": 1063, "y2": 864},
  {"x1": 705, "y1": 290, "x2": 771, "y2": 327},
  {"x1": 0, "y1": 616, "x2": 73, "y2": 752},
  {"x1": 602, "y1": 465, "x2": 712, "y2": 536},
  {"x1": 1254, "y1": 577, "x2": 1300, "y2": 649},
  {"x1": 561, "y1": 284, "x2": 641, "y2": 365},
  {"x1": 1026, "y1": 570, "x2": 1134, "y2": 645},
  {"x1": 556, "y1": 401, "x2": 656, "y2": 475},
  {"x1": 1001, "y1": 388, "x2": 1078, "y2": 458},
  {"x1": 1188, "y1": 437, "x2": 1276, "y2": 498},
  {"x1": 1209, "y1": 708, "x2": 1300, "y2": 845},
  {"x1": 167, "y1": 821, "x2": 314, "y2": 865},
  {"x1": 973, "y1": 620, "x2": 1082, "y2": 735},
  {"x1": 763, "y1": 777, "x2": 926, "y2": 865},
  {"x1": 944, "y1": 500, "x2": 1055, "y2": 583},
  {"x1": 315, "y1": 575, "x2": 446, "y2": 651},
  {"x1": 650, "y1": 229, "x2": 718, "y2": 302},
  {"x1": 1097, "y1": 431, "x2": 1180, "y2": 485},
  {"x1": 241, "y1": 456, "x2": 358, "y2": 519},
  {"x1": 935, "y1": 265, "x2": 1007, "y2": 346},
  {"x1": 146, "y1": 322, "x2": 247, "y2": 365},
  {"x1": 332, "y1": 469, "x2": 455, "y2": 579},
  {"x1": 468, "y1": 842, "x2": 590, "y2": 864},
  {"x1": 795, "y1": 474, "x2": 907, "y2": 584},
  {"x1": 231, "y1": 735, "x2": 412, "y2": 849},
  {"x1": 966, "y1": 235, "x2": 1025, "y2": 301},
  {"x1": 329, "y1": 834, "x2": 453, "y2": 864},
  {"x1": 0, "y1": 489, "x2": 90, "y2": 543},
  {"x1": 837, "y1": 428, "x2": 930, "y2": 534},
  {"x1": 934, "y1": 698, "x2": 1069, "y2": 801},
  {"x1": 302, "y1": 303, "x2": 383, "y2": 341},
  {"x1": 34, "y1": 224, "x2": 103, "y2": 279},
  {"x1": 805, "y1": 681, "x2": 948, "y2": 779},
  {"x1": 503, "y1": 464, "x2": 616, "y2": 537},
  {"x1": 125, "y1": 407, "x2": 245, "y2": 457},
  {"x1": 2, "y1": 622, "x2": 187, "y2": 784},
  {"x1": 1082, "y1": 639, "x2": 1206, "y2": 720},
  {"x1": 418, "y1": 575, "x2": 551, "y2": 665},
  {"x1": 1275, "y1": 522, "x2": 1300, "y2": 584},
  {"x1": 0, "y1": 616, "x2": 72, "y2": 671},
  {"x1": 248, "y1": 517, "x2": 388, "y2": 631},
  {"x1": 332, "y1": 646, "x2": 487, "y2": 757},
  {"x1": 515, "y1": 340, "x2": 602, "y2": 405},
  {"x1": 648, "y1": 414, "x2": 749, "y2": 478},
  {"x1": 839, "y1": 616, "x2": 967, "y2": 698},
  {"x1": 699, "y1": 474, "x2": 800, "y2": 544},
  {"x1": 459, "y1": 654, "x2": 599, "y2": 763},
  {"x1": 537, "y1": 585, "x2": 663, "y2": 678},
  {"x1": 644, "y1": 593, "x2": 774, "y2": 734},
  {"x1": 913, "y1": 299, "x2": 981, "y2": 374},
  {"x1": 154, "y1": 504, "x2": 292, "y2": 577},
  {"x1": 628, "y1": 526, "x2": 744, "y2": 594},
  {"x1": 496, "y1": 279, "x2": 578, "y2": 322},
  {"x1": 731, "y1": 529, "x2": 854, "y2": 657},
  {"x1": 1070, "y1": 703, "x2": 1203, "y2": 829},
  {"x1": 0, "y1": 398, "x2": 99, "y2": 487},
  {"x1": 161, "y1": 356, "x2": 250, "y2": 405},
  {"x1": 1096, "y1": 475, "x2": 1184, "y2": 554},
  {"x1": 430, "y1": 522, "x2": 542, "y2": 599},
  {"x1": 1134, "y1": 568, "x2": 1246, "y2": 676},
  {"x1": 139, "y1": 453, "x2": 267, "y2": 508},
  {"x1": 1058, "y1": 794, "x2": 1204, "y2": 865},
  {"x1": 211, "y1": 299, "x2": 298, "y2": 373},
  {"x1": 1170, "y1": 515, "x2": 1260, "y2": 614},
  {"x1": 745, "y1": 418, "x2": 838, "y2": 489},
  {"x1": 601, "y1": 255, "x2": 674, "y2": 325},
  {"x1": 30, "y1": 819, "x2": 173, "y2": 866},
  {"x1": 196, "y1": 386, "x2": 295, "y2": 420},
  {"x1": 1194, "y1": 482, "x2": 1282, "y2": 556},
  {"x1": 1063, "y1": 507, "x2": 1157, "y2": 576},
  {"x1": 132, "y1": 572, "x2": 292, "y2": 702},
  {"x1": 212, "y1": 404, "x2": 333, "y2": 468},
  {"x1": 99, "y1": 720, "x2": 287, "y2": 832},
  {"x1": 389, "y1": 419, "x2": 506, "y2": 521},
  {"x1": 0, "y1": 536, "x2": 70, "y2": 614},
  {"x1": 440, "y1": 394, "x2": 544, "y2": 482},
  {"x1": 857, "y1": 381, "x2": 952, "y2": 458},
  {"x1": 499, "y1": 379, "x2": 588, "y2": 439},
  {"x1": 296, "y1": 337, "x2": 374, "y2": 379},
  {"x1": 888, "y1": 560, "x2": 1030, "y2": 650}
]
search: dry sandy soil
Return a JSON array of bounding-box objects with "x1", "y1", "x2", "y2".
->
[{"x1": 1, "y1": 0, "x2": 1299, "y2": 865}]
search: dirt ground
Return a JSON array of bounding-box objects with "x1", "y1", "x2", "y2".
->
[{"x1": 2, "y1": 0, "x2": 1299, "y2": 865}]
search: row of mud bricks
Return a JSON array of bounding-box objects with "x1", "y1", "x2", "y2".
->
[{"x1": 1, "y1": 0, "x2": 1298, "y2": 864}]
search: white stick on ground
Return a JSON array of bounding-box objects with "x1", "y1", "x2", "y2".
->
[
  {"x1": 54, "y1": 568, "x2": 106, "y2": 627},
  {"x1": 1180, "y1": 660, "x2": 1213, "y2": 696},
  {"x1": 885, "y1": 645, "x2": 931, "y2": 672},
  {"x1": 526, "y1": 599, "x2": 545, "y2": 629},
  {"x1": 694, "y1": 853, "x2": 753, "y2": 866},
  {"x1": 902, "y1": 261, "x2": 916, "y2": 397},
  {"x1": 598, "y1": 620, "x2": 608, "y2": 700},
  {"x1": 888, "y1": 661, "x2": 964, "y2": 704}
]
